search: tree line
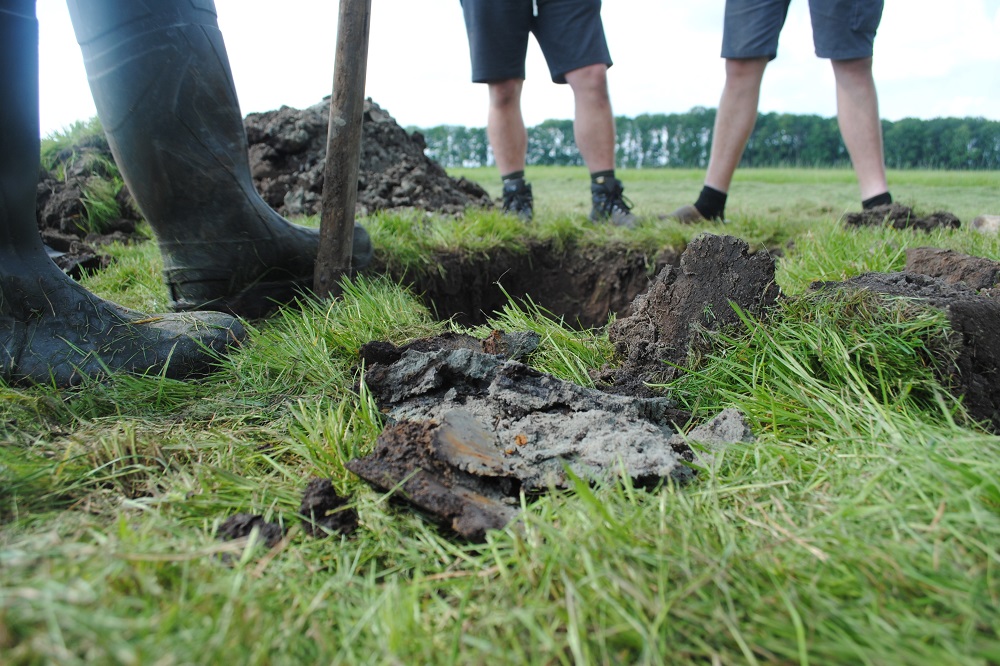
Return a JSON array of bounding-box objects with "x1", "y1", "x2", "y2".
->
[{"x1": 416, "y1": 109, "x2": 1000, "y2": 170}]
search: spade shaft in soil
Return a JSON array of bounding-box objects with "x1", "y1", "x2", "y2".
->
[{"x1": 315, "y1": 0, "x2": 372, "y2": 298}]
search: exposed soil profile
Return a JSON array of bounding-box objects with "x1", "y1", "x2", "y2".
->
[
  {"x1": 371, "y1": 241, "x2": 681, "y2": 329},
  {"x1": 813, "y1": 268, "x2": 1000, "y2": 431}
]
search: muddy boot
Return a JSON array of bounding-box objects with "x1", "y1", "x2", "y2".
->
[
  {"x1": 67, "y1": 0, "x2": 373, "y2": 318},
  {"x1": 1, "y1": 1, "x2": 245, "y2": 387}
]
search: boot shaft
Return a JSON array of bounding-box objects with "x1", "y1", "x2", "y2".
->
[
  {"x1": 0, "y1": 0, "x2": 45, "y2": 252},
  {"x1": 67, "y1": 0, "x2": 254, "y2": 238}
]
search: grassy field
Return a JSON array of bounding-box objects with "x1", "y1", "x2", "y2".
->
[{"x1": 2, "y1": 167, "x2": 1000, "y2": 664}]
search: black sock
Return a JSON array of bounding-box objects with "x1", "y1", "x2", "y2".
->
[
  {"x1": 590, "y1": 169, "x2": 616, "y2": 185},
  {"x1": 862, "y1": 192, "x2": 893, "y2": 209},
  {"x1": 694, "y1": 185, "x2": 727, "y2": 220},
  {"x1": 501, "y1": 170, "x2": 525, "y2": 184}
]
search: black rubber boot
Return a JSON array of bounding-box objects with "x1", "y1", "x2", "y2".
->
[
  {"x1": 67, "y1": 0, "x2": 373, "y2": 318},
  {"x1": 0, "y1": 1, "x2": 245, "y2": 387}
]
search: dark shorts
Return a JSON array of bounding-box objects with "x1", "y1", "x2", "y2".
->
[
  {"x1": 722, "y1": 0, "x2": 884, "y2": 60},
  {"x1": 460, "y1": 0, "x2": 612, "y2": 84}
]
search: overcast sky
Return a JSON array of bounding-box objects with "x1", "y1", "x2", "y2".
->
[{"x1": 35, "y1": 0, "x2": 1000, "y2": 137}]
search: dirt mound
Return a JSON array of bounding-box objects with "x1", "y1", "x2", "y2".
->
[
  {"x1": 35, "y1": 99, "x2": 493, "y2": 267},
  {"x1": 841, "y1": 203, "x2": 961, "y2": 232},
  {"x1": 245, "y1": 98, "x2": 492, "y2": 218}
]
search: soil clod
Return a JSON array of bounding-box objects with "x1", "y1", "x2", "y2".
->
[
  {"x1": 217, "y1": 513, "x2": 285, "y2": 549},
  {"x1": 595, "y1": 233, "x2": 780, "y2": 396},
  {"x1": 813, "y1": 271, "x2": 1000, "y2": 431},
  {"x1": 348, "y1": 332, "x2": 753, "y2": 540},
  {"x1": 299, "y1": 477, "x2": 358, "y2": 537},
  {"x1": 842, "y1": 203, "x2": 961, "y2": 232}
]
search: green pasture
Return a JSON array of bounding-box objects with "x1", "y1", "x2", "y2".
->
[
  {"x1": 2, "y1": 166, "x2": 999, "y2": 664},
  {"x1": 452, "y1": 165, "x2": 998, "y2": 228}
]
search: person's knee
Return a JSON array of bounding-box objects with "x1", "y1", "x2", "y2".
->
[
  {"x1": 488, "y1": 79, "x2": 523, "y2": 109},
  {"x1": 724, "y1": 57, "x2": 768, "y2": 87},
  {"x1": 831, "y1": 57, "x2": 874, "y2": 81},
  {"x1": 565, "y1": 63, "x2": 609, "y2": 95}
]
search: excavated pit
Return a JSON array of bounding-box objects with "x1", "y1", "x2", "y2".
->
[
  {"x1": 347, "y1": 235, "x2": 1000, "y2": 540},
  {"x1": 370, "y1": 241, "x2": 680, "y2": 328}
]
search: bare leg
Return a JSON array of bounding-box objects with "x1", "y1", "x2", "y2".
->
[
  {"x1": 564, "y1": 63, "x2": 616, "y2": 173},
  {"x1": 704, "y1": 57, "x2": 768, "y2": 193},
  {"x1": 486, "y1": 79, "x2": 527, "y2": 175},
  {"x1": 564, "y1": 64, "x2": 635, "y2": 225},
  {"x1": 831, "y1": 57, "x2": 889, "y2": 200}
]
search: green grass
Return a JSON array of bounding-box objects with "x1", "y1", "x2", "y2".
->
[
  {"x1": 2, "y1": 167, "x2": 1000, "y2": 664},
  {"x1": 79, "y1": 176, "x2": 124, "y2": 235},
  {"x1": 40, "y1": 118, "x2": 126, "y2": 234},
  {"x1": 39, "y1": 118, "x2": 108, "y2": 175},
  {"x1": 453, "y1": 165, "x2": 999, "y2": 231}
]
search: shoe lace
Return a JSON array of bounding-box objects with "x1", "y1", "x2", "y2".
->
[
  {"x1": 596, "y1": 186, "x2": 633, "y2": 216},
  {"x1": 503, "y1": 183, "x2": 532, "y2": 213}
]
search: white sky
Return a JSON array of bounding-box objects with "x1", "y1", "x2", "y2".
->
[{"x1": 35, "y1": 0, "x2": 1000, "y2": 137}]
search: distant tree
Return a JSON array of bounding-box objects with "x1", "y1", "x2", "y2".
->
[
  {"x1": 528, "y1": 119, "x2": 580, "y2": 166},
  {"x1": 414, "y1": 111, "x2": 1000, "y2": 170},
  {"x1": 417, "y1": 125, "x2": 490, "y2": 168}
]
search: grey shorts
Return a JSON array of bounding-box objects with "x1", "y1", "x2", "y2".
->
[
  {"x1": 722, "y1": 0, "x2": 884, "y2": 60},
  {"x1": 460, "y1": 0, "x2": 612, "y2": 84}
]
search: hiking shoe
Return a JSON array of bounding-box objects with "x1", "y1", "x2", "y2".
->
[
  {"x1": 665, "y1": 204, "x2": 730, "y2": 224},
  {"x1": 502, "y1": 178, "x2": 534, "y2": 221},
  {"x1": 590, "y1": 177, "x2": 637, "y2": 227},
  {"x1": 668, "y1": 204, "x2": 708, "y2": 224}
]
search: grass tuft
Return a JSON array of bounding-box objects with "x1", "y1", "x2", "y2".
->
[
  {"x1": 468, "y1": 288, "x2": 614, "y2": 386},
  {"x1": 663, "y1": 287, "x2": 965, "y2": 437},
  {"x1": 39, "y1": 117, "x2": 107, "y2": 175}
]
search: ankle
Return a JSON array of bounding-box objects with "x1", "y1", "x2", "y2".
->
[
  {"x1": 862, "y1": 192, "x2": 892, "y2": 209},
  {"x1": 694, "y1": 185, "x2": 727, "y2": 220},
  {"x1": 590, "y1": 169, "x2": 616, "y2": 185}
]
